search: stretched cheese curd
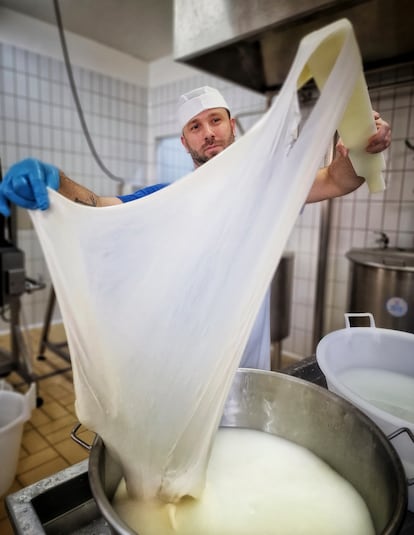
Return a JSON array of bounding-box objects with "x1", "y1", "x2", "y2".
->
[
  {"x1": 28, "y1": 19, "x2": 385, "y2": 505},
  {"x1": 113, "y1": 428, "x2": 375, "y2": 535}
]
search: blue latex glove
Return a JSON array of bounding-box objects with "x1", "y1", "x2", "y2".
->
[{"x1": 0, "y1": 158, "x2": 60, "y2": 216}]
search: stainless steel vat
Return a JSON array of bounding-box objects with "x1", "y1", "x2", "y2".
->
[
  {"x1": 269, "y1": 252, "x2": 294, "y2": 369},
  {"x1": 270, "y1": 252, "x2": 294, "y2": 343},
  {"x1": 88, "y1": 370, "x2": 407, "y2": 535},
  {"x1": 346, "y1": 248, "x2": 414, "y2": 333}
]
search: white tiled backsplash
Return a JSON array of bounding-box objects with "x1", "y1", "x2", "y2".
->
[{"x1": 0, "y1": 41, "x2": 413, "y2": 359}]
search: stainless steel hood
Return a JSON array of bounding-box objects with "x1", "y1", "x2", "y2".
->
[{"x1": 174, "y1": 0, "x2": 414, "y2": 93}]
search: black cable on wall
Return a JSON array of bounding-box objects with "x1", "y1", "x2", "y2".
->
[{"x1": 53, "y1": 0, "x2": 134, "y2": 188}]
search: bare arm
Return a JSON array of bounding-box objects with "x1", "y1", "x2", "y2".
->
[
  {"x1": 306, "y1": 113, "x2": 391, "y2": 204},
  {"x1": 306, "y1": 146, "x2": 364, "y2": 203},
  {"x1": 58, "y1": 172, "x2": 122, "y2": 207}
]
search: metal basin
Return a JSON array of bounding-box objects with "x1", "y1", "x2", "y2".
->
[{"x1": 88, "y1": 370, "x2": 407, "y2": 534}]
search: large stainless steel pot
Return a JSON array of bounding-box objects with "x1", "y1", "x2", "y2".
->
[
  {"x1": 88, "y1": 370, "x2": 407, "y2": 535},
  {"x1": 346, "y1": 247, "x2": 414, "y2": 333}
]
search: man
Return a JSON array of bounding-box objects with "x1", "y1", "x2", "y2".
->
[{"x1": 0, "y1": 86, "x2": 391, "y2": 369}]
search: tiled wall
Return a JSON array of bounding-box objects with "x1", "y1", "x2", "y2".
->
[
  {"x1": 1, "y1": 38, "x2": 413, "y2": 360},
  {"x1": 0, "y1": 42, "x2": 148, "y2": 331}
]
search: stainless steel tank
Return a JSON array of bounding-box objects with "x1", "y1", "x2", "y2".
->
[
  {"x1": 270, "y1": 252, "x2": 294, "y2": 342},
  {"x1": 346, "y1": 248, "x2": 414, "y2": 333},
  {"x1": 269, "y1": 252, "x2": 294, "y2": 369}
]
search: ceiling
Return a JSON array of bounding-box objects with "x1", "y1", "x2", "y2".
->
[{"x1": 0, "y1": 0, "x2": 173, "y2": 62}]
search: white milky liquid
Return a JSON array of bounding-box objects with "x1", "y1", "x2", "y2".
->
[
  {"x1": 113, "y1": 428, "x2": 374, "y2": 535},
  {"x1": 338, "y1": 367, "x2": 414, "y2": 423}
]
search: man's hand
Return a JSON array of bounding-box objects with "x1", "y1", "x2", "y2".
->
[
  {"x1": 306, "y1": 110, "x2": 391, "y2": 204},
  {"x1": 336, "y1": 111, "x2": 392, "y2": 158},
  {"x1": 365, "y1": 112, "x2": 391, "y2": 153},
  {"x1": 0, "y1": 158, "x2": 60, "y2": 216}
]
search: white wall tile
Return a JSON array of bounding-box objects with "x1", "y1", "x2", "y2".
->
[
  {"x1": 352, "y1": 229, "x2": 367, "y2": 248},
  {"x1": 1, "y1": 44, "x2": 14, "y2": 68},
  {"x1": 16, "y1": 72, "x2": 26, "y2": 97},
  {"x1": 367, "y1": 201, "x2": 384, "y2": 231},
  {"x1": 383, "y1": 201, "x2": 400, "y2": 231},
  {"x1": 399, "y1": 202, "x2": 414, "y2": 233},
  {"x1": 385, "y1": 170, "x2": 403, "y2": 201},
  {"x1": 4, "y1": 94, "x2": 15, "y2": 119},
  {"x1": 402, "y1": 173, "x2": 414, "y2": 201},
  {"x1": 3, "y1": 68, "x2": 14, "y2": 93}
]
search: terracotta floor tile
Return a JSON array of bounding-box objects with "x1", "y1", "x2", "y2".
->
[
  {"x1": 41, "y1": 400, "x2": 70, "y2": 420},
  {"x1": 31, "y1": 364, "x2": 71, "y2": 385},
  {"x1": 29, "y1": 407, "x2": 52, "y2": 427},
  {"x1": 42, "y1": 383, "x2": 73, "y2": 400},
  {"x1": 54, "y1": 437, "x2": 90, "y2": 465},
  {"x1": 18, "y1": 447, "x2": 29, "y2": 460},
  {"x1": 0, "y1": 517, "x2": 14, "y2": 535},
  {"x1": 37, "y1": 413, "x2": 77, "y2": 436},
  {"x1": 8, "y1": 480, "x2": 22, "y2": 494},
  {"x1": 0, "y1": 498, "x2": 7, "y2": 521},
  {"x1": 18, "y1": 457, "x2": 70, "y2": 488},
  {"x1": 32, "y1": 361, "x2": 53, "y2": 376},
  {"x1": 0, "y1": 478, "x2": 21, "y2": 518},
  {"x1": 46, "y1": 422, "x2": 77, "y2": 445},
  {"x1": 0, "y1": 479, "x2": 22, "y2": 503},
  {"x1": 21, "y1": 429, "x2": 49, "y2": 454},
  {"x1": 35, "y1": 389, "x2": 55, "y2": 404},
  {"x1": 17, "y1": 447, "x2": 59, "y2": 475},
  {"x1": 23, "y1": 421, "x2": 33, "y2": 431},
  {"x1": 4, "y1": 372, "x2": 19, "y2": 383},
  {"x1": 78, "y1": 428, "x2": 96, "y2": 446},
  {"x1": 59, "y1": 392, "x2": 76, "y2": 406},
  {"x1": 67, "y1": 404, "x2": 77, "y2": 417}
]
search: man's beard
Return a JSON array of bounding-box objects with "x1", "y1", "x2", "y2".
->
[{"x1": 187, "y1": 131, "x2": 235, "y2": 167}]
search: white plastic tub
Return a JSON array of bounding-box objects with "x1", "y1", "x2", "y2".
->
[
  {"x1": 316, "y1": 313, "x2": 414, "y2": 512},
  {"x1": 0, "y1": 383, "x2": 36, "y2": 496}
]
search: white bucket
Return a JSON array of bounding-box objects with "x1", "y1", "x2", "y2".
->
[
  {"x1": 0, "y1": 383, "x2": 36, "y2": 496},
  {"x1": 316, "y1": 313, "x2": 414, "y2": 512}
]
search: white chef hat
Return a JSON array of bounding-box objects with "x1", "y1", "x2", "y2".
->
[{"x1": 177, "y1": 86, "x2": 230, "y2": 130}]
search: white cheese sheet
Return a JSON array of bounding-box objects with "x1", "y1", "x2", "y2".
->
[{"x1": 30, "y1": 19, "x2": 384, "y2": 503}]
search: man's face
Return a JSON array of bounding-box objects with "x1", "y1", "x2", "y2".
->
[{"x1": 181, "y1": 108, "x2": 236, "y2": 168}]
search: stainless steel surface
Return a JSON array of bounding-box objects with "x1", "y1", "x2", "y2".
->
[
  {"x1": 88, "y1": 370, "x2": 407, "y2": 535},
  {"x1": 5, "y1": 460, "x2": 113, "y2": 535},
  {"x1": 346, "y1": 248, "x2": 414, "y2": 333},
  {"x1": 71, "y1": 422, "x2": 93, "y2": 451},
  {"x1": 89, "y1": 442, "x2": 132, "y2": 535},
  {"x1": 270, "y1": 252, "x2": 294, "y2": 343},
  {"x1": 347, "y1": 248, "x2": 414, "y2": 271},
  {"x1": 270, "y1": 252, "x2": 294, "y2": 370},
  {"x1": 389, "y1": 428, "x2": 414, "y2": 487},
  {"x1": 174, "y1": 0, "x2": 414, "y2": 93}
]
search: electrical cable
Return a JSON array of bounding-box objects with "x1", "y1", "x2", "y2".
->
[{"x1": 53, "y1": 0, "x2": 130, "y2": 188}]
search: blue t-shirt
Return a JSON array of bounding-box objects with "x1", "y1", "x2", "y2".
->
[
  {"x1": 118, "y1": 183, "x2": 169, "y2": 202},
  {"x1": 118, "y1": 183, "x2": 271, "y2": 370}
]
